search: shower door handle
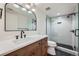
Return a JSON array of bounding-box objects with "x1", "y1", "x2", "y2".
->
[{"x1": 74, "y1": 29, "x2": 79, "y2": 37}]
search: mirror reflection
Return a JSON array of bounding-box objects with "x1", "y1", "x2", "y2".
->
[{"x1": 5, "y1": 3, "x2": 37, "y2": 31}]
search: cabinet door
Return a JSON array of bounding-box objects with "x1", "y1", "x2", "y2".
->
[
  {"x1": 33, "y1": 41, "x2": 42, "y2": 56},
  {"x1": 41, "y1": 38, "x2": 48, "y2": 56},
  {"x1": 23, "y1": 40, "x2": 42, "y2": 56},
  {"x1": 17, "y1": 41, "x2": 41, "y2": 56}
]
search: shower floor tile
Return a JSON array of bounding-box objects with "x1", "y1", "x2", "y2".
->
[{"x1": 55, "y1": 49, "x2": 74, "y2": 56}]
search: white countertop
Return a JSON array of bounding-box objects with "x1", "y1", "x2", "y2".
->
[{"x1": 0, "y1": 35, "x2": 48, "y2": 56}]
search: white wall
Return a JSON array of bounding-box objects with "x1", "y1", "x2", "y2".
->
[{"x1": 0, "y1": 4, "x2": 46, "y2": 41}]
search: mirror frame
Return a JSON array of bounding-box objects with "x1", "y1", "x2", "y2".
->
[
  {"x1": 4, "y1": 3, "x2": 37, "y2": 31},
  {"x1": 0, "y1": 8, "x2": 3, "y2": 19}
]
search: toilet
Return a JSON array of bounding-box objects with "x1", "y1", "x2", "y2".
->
[{"x1": 48, "y1": 41, "x2": 57, "y2": 55}]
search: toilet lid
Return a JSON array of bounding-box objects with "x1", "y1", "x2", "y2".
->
[{"x1": 48, "y1": 41, "x2": 57, "y2": 47}]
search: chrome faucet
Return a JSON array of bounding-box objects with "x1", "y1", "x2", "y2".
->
[
  {"x1": 15, "y1": 30, "x2": 26, "y2": 39},
  {"x1": 21, "y1": 30, "x2": 25, "y2": 38}
]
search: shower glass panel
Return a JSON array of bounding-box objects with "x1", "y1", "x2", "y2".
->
[
  {"x1": 47, "y1": 16, "x2": 73, "y2": 46},
  {"x1": 72, "y1": 13, "x2": 78, "y2": 53},
  {"x1": 46, "y1": 13, "x2": 78, "y2": 55}
]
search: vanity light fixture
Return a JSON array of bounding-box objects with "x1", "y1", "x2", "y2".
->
[
  {"x1": 28, "y1": 11, "x2": 32, "y2": 14},
  {"x1": 25, "y1": 4, "x2": 30, "y2": 9},
  {"x1": 13, "y1": 4, "x2": 20, "y2": 8},
  {"x1": 22, "y1": 8, "x2": 26, "y2": 11},
  {"x1": 32, "y1": 8, "x2": 35, "y2": 12}
]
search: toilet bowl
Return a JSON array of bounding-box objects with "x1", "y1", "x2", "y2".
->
[{"x1": 48, "y1": 41, "x2": 57, "y2": 55}]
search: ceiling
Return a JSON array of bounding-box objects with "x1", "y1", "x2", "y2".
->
[
  {"x1": 35, "y1": 3, "x2": 78, "y2": 17},
  {"x1": 6, "y1": 3, "x2": 78, "y2": 17}
]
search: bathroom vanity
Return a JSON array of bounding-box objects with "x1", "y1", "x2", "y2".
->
[
  {"x1": 6, "y1": 37, "x2": 47, "y2": 56},
  {"x1": 0, "y1": 35, "x2": 48, "y2": 56},
  {"x1": 2, "y1": 3, "x2": 48, "y2": 56}
]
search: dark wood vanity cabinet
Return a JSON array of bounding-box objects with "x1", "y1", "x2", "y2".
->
[{"x1": 6, "y1": 37, "x2": 48, "y2": 56}]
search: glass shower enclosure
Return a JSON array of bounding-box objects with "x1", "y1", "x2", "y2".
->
[{"x1": 46, "y1": 4, "x2": 79, "y2": 56}]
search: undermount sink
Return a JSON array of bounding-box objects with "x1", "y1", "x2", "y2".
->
[
  {"x1": 13, "y1": 35, "x2": 44, "y2": 44},
  {"x1": 13, "y1": 36, "x2": 37, "y2": 44}
]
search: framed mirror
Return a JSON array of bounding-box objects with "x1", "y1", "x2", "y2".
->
[{"x1": 4, "y1": 3, "x2": 37, "y2": 31}]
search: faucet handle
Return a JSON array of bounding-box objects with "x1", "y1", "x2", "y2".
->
[
  {"x1": 16, "y1": 35, "x2": 19, "y2": 39},
  {"x1": 24, "y1": 34, "x2": 26, "y2": 38}
]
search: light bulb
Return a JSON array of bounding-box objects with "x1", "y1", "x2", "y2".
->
[
  {"x1": 22, "y1": 8, "x2": 26, "y2": 11},
  {"x1": 32, "y1": 8, "x2": 35, "y2": 12},
  {"x1": 13, "y1": 4, "x2": 19, "y2": 8},
  {"x1": 25, "y1": 4, "x2": 30, "y2": 9},
  {"x1": 28, "y1": 11, "x2": 32, "y2": 14}
]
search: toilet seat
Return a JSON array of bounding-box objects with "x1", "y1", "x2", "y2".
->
[{"x1": 48, "y1": 41, "x2": 57, "y2": 47}]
